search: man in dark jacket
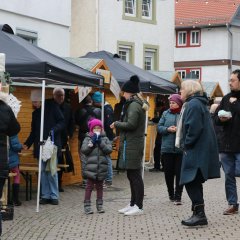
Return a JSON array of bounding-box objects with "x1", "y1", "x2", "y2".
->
[
  {"x1": 215, "y1": 69, "x2": 240, "y2": 215},
  {"x1": 53, "y1": 88, "x2": 74, "y2": 192},
  {"x1": 0, "y1": 91, "x2": 20, "y2": 236},
  {"x1": 24, "y1": 97, "x2": 65, "y2": 205}
]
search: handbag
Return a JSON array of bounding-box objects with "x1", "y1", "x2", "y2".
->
[{"x1": 42, "y1": 130, "x2": 57, "y2": 162}]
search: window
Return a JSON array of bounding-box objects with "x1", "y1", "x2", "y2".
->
[
  {"x1": 123, "y1": 0, "x2": 156, "y2": 24},
  {"x1": 190, "y1": 69, "x2": 200, "y2": 79},
  {"x1": 125, "y1": 0, "x2": 136, "y2": 16},
  {"x1": 191, "y1": 30, "x2": 200, "y2": 45},
  {"x1": 177, "y1": 70, "x2": 186, "y2": 79},
  {"x1": 144, "y1": 45, "x2": 159, "y2": 71},
  {"x1": 118, "y1": 41, "x2": 135, "y2": 64},
  {"x1": 142, "y1": 0, "x2": 152, "y2": 20},
  {"x1": 176, "y1": 29, "x2": 201, "y2": 47},
  {"x1": 176, "y1": 68, "x2": 201, "y2": 80},
  {"x1": 16, "y1": 28, "x2": 38, "y2": 45},
  {"x1": 178, "y1": 31, "x2": 187, "y2": 46}
]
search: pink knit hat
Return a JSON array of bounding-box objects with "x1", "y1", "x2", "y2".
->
[
  {"x1": 168, "y1": 94, "x2": 183, "y2": 107},
  {"x1": 88, "y1": 118, "x2": 103, "y2": 133}
]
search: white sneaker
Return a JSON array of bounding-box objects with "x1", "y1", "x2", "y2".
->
[
  {"x1": 124, "y1": 205, "x2": 144, "y2": 216},
  {"x1": 118, "y1": 204, "x2": 134, "y2": 214}
]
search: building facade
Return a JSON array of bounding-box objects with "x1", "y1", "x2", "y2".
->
[
  {"x1": 0, "y1": 0, "x2": 71, "y2": 56},
  {"x1": 71, "y1": 0, "x2": 175, "y2": 71},
  {"x1": 175, "y1": 0, "x2": 240, "y2": 94}
]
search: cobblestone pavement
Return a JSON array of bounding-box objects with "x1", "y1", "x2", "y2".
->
[{"x1": 2, "y1": 170, "x2": 240, "y2": 240}]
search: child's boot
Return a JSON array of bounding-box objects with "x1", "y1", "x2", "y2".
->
[
  {"x1": 12, "y1": 184, "x2": 22, "y2": 206},
  {"x1": 84, "y1": 200, "x2": 93, "y2": 214},
  {"x1": 96, "y1": 199, "x2": 105, "y2": 213}
]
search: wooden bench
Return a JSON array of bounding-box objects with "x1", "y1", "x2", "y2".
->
[
  {"x1": 19, "y1": 165, "x2": 63, "y2": 201},
  {"x1": 0, "y1": 172, "x2": 17, "y2": 206}
]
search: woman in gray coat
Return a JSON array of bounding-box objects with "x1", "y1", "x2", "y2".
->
[
  {"x1": 158, "y1": 94, "x2": 183, "y2": 205},
  {"x1": 177, "y1": 80, "x2": 220, "y2": 227},
  {"x1": 111, "y1": 75, "x2": 149, "y2": 216}
]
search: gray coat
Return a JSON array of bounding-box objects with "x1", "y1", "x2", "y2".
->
[
  {"x1": 115, "y1": 95, "x2": 148, "y2": 169},
  {"x1": 81, "y1": 133, "x2": 112, "y2": 181},
  {"x1": 180, "y1": 94, "x2": 220, "y2": 185},
  {"x1": 158, "y1": 109, "x2": 182, "y2": 154}
]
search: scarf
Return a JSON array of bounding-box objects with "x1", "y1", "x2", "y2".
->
[
  {"x1": 175, "y1": 102, "x2": 187, "y2": 149},
  {"x1": 170, "y1": 107, "x2": 181, "y2": 114}
]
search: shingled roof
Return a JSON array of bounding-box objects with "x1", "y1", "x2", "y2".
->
[{"x1": 175, "y1": 0, "x2": 240, "y2": 28}]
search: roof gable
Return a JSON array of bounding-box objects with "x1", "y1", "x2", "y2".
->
[{"x1": 176, "y1": 0, "x2": 240, "y2": 28}]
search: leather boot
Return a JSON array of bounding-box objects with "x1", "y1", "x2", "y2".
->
[
  {"x1": 12, "y1": 184, "x2": 22, "y2": 206},
  {"x1": 84, "y1": 200, "x2": 93, "y2": 214},
  {"x1": 181, "y1": 204, "x2": 208, "y2": 226},
  {"x1": 96, "y1": 199, "x2": 105, "y2": 213}
]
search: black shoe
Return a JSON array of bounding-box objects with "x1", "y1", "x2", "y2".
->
[
  {"x1": 59, "y1": 187, "x2": 64, "y2": 192},
  {"x1": 149, "y1": 168, "x2": 160, "y2": 172},
  {"x1": 181, "y1": 214, "x2": 208, "y2": 226},
  {"x1": 39, "y1": 198, "x2": 50, "y2": 205},
  {"x1": 159, "y1": 167, "x2": 164, "y2": 172},
  {"x1": 50, "y1": 199, "x2": 59, "y2": 205}
]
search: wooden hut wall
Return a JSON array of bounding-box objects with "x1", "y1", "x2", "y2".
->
[{"x1": 16, "y1": 86, "x2": 156, "y2": 187}]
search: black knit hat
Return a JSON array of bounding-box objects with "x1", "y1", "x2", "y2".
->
[{"x1": 121, "y1": 75, "x2": 140, "y2": 93}]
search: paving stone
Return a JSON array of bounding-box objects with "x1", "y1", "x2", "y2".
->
[{"x1": 1, "y1": 170, "x2": 240, "y2": 240}]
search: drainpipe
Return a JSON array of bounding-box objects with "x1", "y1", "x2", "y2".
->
[
  {"x1": 96, "y1": 0, "x2": 99, "y2": 51},
  {"x1": 226, "y1": 23, "x2": 233, "y2": 74}
]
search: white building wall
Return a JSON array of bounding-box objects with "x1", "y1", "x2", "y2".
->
[
  {"x1": 70, "y1": 0, "x2": 96, "y2": 57},
  {"x1": 175, "y1": 27, "x2": 229, "y2": 61},
  {"x1": 232, "y1": 26, "x2": 240, "y2": 61},
  {"x1": 202, "y1": 65, "x2": 229, "y2": 94},
  {"x1": 97, "y1": 0, "x2": 174, "y2": 71},
  {"x1": 0, "y1": 0, "x2": 71, "y2": 56}
]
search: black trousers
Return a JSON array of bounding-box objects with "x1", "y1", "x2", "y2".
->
[
  {"x1": 162, "y1": 153, "x2": 183, "y2": 200},
  {"x1": 184, "y1": 170, "x2": 205, "y2": 208},
  {"x1": 0, "y1": 178, "x2": 6, "y2": 236},
  {"x1": 153, "y1": 133, "x2": 162, "y2": 169},
  {"x1": 127, "y1": 169, "x2": 144, "y2": 209}
]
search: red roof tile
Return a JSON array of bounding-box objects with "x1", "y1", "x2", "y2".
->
[{"x1": 175, "y1": 0, "x2": 240, "y2": 28}]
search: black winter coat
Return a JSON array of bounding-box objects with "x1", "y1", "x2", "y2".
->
[
  {"x1": 24, "y1": 99, "x2": 65, "y2": 158},
  {"x1": 215, "y1": 91, "x2": 240, "y2": 153},
  {"x1": 0, "y1": 97, "x2": 20, "y2": 179}
]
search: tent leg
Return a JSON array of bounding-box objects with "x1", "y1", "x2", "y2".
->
[
  {"x1": 36, "y1": 80, "x2": 46, "y2": 213},
  {"x1": 142, "y1": 96, "x2": 149, "y2": 179}
]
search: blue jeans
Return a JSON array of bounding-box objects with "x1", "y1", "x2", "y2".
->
[
  {"x1": 41, "y1": 161, "x2": 59, "y2": 200},
  {"x1": 220, "y1": 153, "x2": 240, "y2": 206},
  {"x1": 105, "y1": 155, "x2": 113, "y2": 183}
]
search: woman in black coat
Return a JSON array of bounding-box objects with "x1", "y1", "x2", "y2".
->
[
  {"x1": 0, "y1": 91, "x2": 20, "y2": 236},
  {"x1": 176, "y1": 80, "x2": 220, "y2": 227}
]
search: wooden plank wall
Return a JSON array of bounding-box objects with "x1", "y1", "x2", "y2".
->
[{"x1": 15, "y1": 87, "x2": 156, "y2": 186}]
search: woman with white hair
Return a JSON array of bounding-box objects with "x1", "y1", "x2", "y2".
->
[{"x1": 176, "y1": 80, "x2": 220, "y2": 226}]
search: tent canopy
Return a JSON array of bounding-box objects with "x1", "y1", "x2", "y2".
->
[
  {"x1": 0, "y1": 25, "x2": 103, "y2": 87},
  {"x1": 83, "y1": 50, "x2": 177, "y2": 94}
]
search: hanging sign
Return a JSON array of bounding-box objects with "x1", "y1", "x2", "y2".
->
[
  {"x1": 96, "y1": 69, "x2": 111, "y2": 84},
  {"x1": 110, "y1": 76, "x2": 121, "y2": 100},
  {"x1": 78, "y1": 86, "x2": 92, "y2": 103}
]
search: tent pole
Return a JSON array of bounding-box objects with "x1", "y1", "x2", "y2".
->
[
  {"x1": 142, "y1": 96, "x2": 149, "y2": 179},
  {"x1": 101, "y1": 91, "x2": 104, "y2": 125},
  {"x1": 36, "y1": 80, "x2": 46, "y2": 212}
]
